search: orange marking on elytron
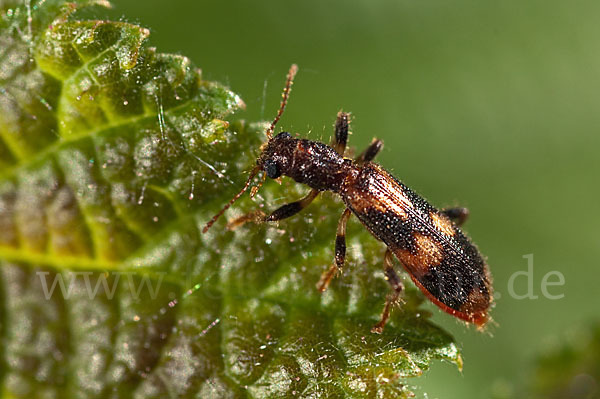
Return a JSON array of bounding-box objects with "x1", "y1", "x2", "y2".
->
[
  {"x1": 367, "y1": 169, "x2": 412, "y2": 219},
  {"x1": 430, "y1": 212, "x2": 455, "y2": 237},
  {"x1": 414, "y1": 233, "x2": 444, "y2": 265},
  {"x1": 396, "y1": 232, "x2": 444, "y2": 278},
  {"x1": 459, "y1": 280, "x2": 493, "y2": 318}
]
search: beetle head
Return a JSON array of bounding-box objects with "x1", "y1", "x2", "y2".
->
[{"x1": 202, "y1": 65, "x2": 298, "y2": 233}]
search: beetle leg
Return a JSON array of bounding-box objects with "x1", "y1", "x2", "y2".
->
[
  {"x1": 226, "y1": 209, "x2": 267, "y2": 230},
  {"x1": 317, "y1": 208, "x2": 352, "y2": 292},
  {"x1": 227, "y1": 189, "x2": 319, "y2": 229},
  {"x1": 331, "y1": 111, "x2": 350, "y2": 156},
  {"x1": 442, "y1": 207, "x2": 470, "y2": 226},
  {"x1": 371, "y1": 249, "x2": 404, "y2": 334},
  {"x1": 356, "y1": 138, "x2": 383, "y2": 164},
  {"x1": 264, "y1": 189, "x2": 319, "y2": 221}
]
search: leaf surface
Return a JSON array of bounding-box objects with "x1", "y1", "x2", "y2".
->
[{"x1": 0, "y1": 1, "x2": 462, "y2": 397}]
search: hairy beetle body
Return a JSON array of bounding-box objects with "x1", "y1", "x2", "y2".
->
[
  {"x1": 259, "y1": 134, "x2": 492, "y2": 326},
  {"x1": 204, "y1": 65, "x2": 493, "y2": 332},
  {"x1": 341, "y1": 163, "x2": 491, "y2": 325}
]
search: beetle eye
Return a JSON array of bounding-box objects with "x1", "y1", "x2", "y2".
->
[
  {"x1": 275, "y1": 131, "x2": 291, "y2": 139},
  {"x1": 264, "y1": 159, "x2": 281, "y2": 179}
]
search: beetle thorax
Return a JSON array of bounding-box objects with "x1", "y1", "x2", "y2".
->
[{"x1": 259, "y1": 133, "x2": 352, "y2": 192}]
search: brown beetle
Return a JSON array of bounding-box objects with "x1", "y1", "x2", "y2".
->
[{"x1": 203, "y1": 65, "x2": 493, "y2": 332}]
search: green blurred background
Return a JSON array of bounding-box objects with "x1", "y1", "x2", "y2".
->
[{"x1": 106, "y1": 0, "x2": 599, "y2": 397}]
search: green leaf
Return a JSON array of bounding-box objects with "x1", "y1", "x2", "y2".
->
[{"x1": 0, "y1": 1, "x2": 462, "y2": 397}]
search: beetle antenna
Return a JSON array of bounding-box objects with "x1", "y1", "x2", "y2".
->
[
  {"x1": 202, "y1": 166, "x2": 260, "y2": 233},
  {"x1": 250, "y1": 172, "x2": 266, "y2": 198},
  {"x1": 265, "y1": 64, "x2": 298, "y2": 140},
  {"x1": 203, "y1": 66, "x2": 297, "y2": 233}
]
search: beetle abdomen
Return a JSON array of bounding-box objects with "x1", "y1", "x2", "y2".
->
[{"x1": 341, "y1": 163, "x2": 492, "y2": 325}]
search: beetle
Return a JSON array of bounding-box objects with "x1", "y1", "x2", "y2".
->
[{"x1": 203, "y1": 65, "x2": 493, "y2": 333}]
